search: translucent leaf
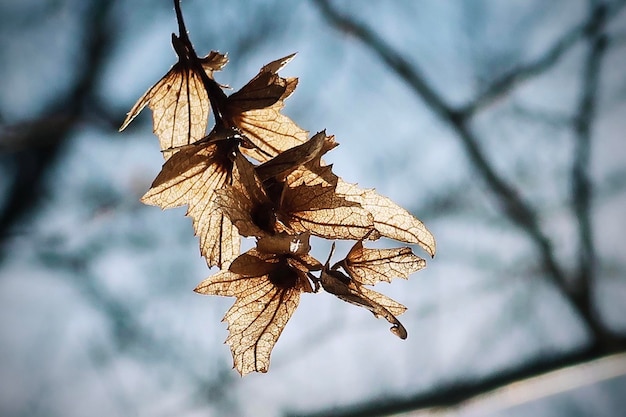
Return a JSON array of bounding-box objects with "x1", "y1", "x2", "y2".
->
[
  {"x1": 195, "y1": 249, "x2": 317, "y2": 375},
  {"x1": 120, "y1": 49, "x2": 227, "y2": 160},
  {"x1": 196, "y1": 270, "x2": 301, "y2": 375},
  {"x1": 280, "y1": 173, "x2": 374, "y2": 240},
  {"x1": 225, "y1": 55, "x2": 309, "y2": 162},
  {"x1": 255, "y1": 131, "x2": 327, "y2": 182},
  {"x1": 227, "y1": 53, "x2": 296, "y2": 112},
  {"x1": 336, "y1": 179, "x2": 436, "y2": 257},
  {"x1": 189, "y1": 202, "x2": 240, "y2": 269},
  {"x1": 358, "y1": 285, "x2": 407, "y2": 317},
  {"x1": 320, "y1": 266, "x2": 407, "y2": 339},
  {"x1": 215, "y1": 153, "x2": 276, "y2": 237},
  {"x1": 141, "y1": 139, "x2": 239, "y2": 268},
  {"x1": 339, "y1": 239, "x2": 426, "y2": 285}
]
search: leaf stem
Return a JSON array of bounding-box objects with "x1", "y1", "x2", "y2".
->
[{"x1": 172, "y1": 0, "x2": 228, "y2": 129}]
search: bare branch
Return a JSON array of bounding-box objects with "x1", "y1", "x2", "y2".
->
[
  {"x1": 461, "y1": 0, "x2": 626, "y2": 116},
  {"x1": 285, "y1": 350, "x2": 626, "y2": 417},
  {"x1": 313, "y1": 0, "x2": 568, "y2": 296},
  {"x1": 570, "y1": 3, "x2": 611, "y2": 349},
  {"x1": 0, "y1": 0, "x2": 117, "y2": 255}
]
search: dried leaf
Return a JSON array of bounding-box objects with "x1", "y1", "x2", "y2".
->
[
  {"x1": 227, "y1": 54, "x2": 296, "y2": 112},
  {"x1": 255, "y1": 131, "x2": 327, "y2": 182},
  {"x1": 357, "y1": 285, "x2": 407, "y2": 317},
  {"x1": 215, "y1": 153, "x2": 277, "y2": 237},
  {"x1": 189, "y1": 203, "x2": 241, "y2": 269},
  {"x1": 120, "y1": 42, "x2": 227, "y2": 159},
  {"x1": 279, "y1": 178, "x2": 374, "y2": 240},
  {"x1": 320, "y1": 260, "x2": 407, "y2": 339},
  {"x1": 336, "y1": 179, "x2": 436, "y2": 257},
  {"x1": 224, "y1": 55, "x2": 309, "y2": 162},
  {"x1": 338, "y1": 239, "x2": 426, "y2": 286},
  {"x1": 228, "y1": 250, "x2": 278, "y2": 276},
  {"x1": 195, "y1": 269, "x2": 300, "y2": 374},
  {"x1": 141, "y1": 139, "x2": 240, "y2": 267},
  {"x1": 195, "y1": 248, "x2": 318, "y2": 374}
]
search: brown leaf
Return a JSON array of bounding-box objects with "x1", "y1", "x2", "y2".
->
[
  {"x1": 141, "y1": 139, "x2": 240, "y2": 268},
  {"x1": 357, "y1": 285, "x2": 407, "y2": 317},
  {"x1": 320, "y1": 258, "x2": 407, "y2": 339},
  {"x1": 228, "y1": 250, "x2": 278, "y2": 276},
  {"x1": 195, "y1": 249, "x2": 318, "y2": 375},
  {"x1": 278, "y1": 170, "x2": 374, "y2": 240},
  {"x1": 120, "y1": 45, "x2": 227, "y2": 160},
  {"x1": 224, "y1": 54, "x2": 309, "y2": 162},
  {"x1": 195, "y1": 269, "x2": 300, "y2": 375},
  {"x1": 255, "y1": 131, "x2": 327, "y2": 182},
  {"x1": 336, "y1": 179, "x2": 436, "y2": 257},
  {"x1": 227, "y1": 54, "x2": 296, "y2": 112},
  {"x1": 338, "y1": 239, "x2": 426, "y2": 286},
  {"x1": 214, "y1": 153, "x2": 277, "y2": 237},
  {"x1": 189, "y1": 203, "x2": 241, "y2": 269}
]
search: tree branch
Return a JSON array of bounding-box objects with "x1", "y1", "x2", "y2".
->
[
  {"x1": 461, "y1": 0, "x2": 626, "y2": 116},
  {"x1": 0, "y1": 0, "x2": 116, "y2": 255},
  {"x1": 308, "y1": 2, "x2": 626, "y2": 416},
  {"x1": 285, "y1": 346, "x2": 626, "y2": 417},
  {"x1": 313, "y1": 0, "x2": 568, "y2": 301},
  {"x1": 570, "y1": 3, "x2": 610, "y2": 349}
]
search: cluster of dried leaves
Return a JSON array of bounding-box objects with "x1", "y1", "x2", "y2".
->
[{"x1": 120, "y1": 0, "x2": 435, "y2": 375}]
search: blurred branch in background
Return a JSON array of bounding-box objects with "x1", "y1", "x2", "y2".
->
[
  {"x1": 1, "y1": 0, "x2": 625, "y2": 416},
  {"x1": 301, "y1": 0, "x2": 626, "y2": 415},
  {"x1": 35, "y1": 233, "x2": 239, "y2": 415},
  {"x1": 286, "y1": 352, "x2": 626, "y2": 417},
  {"x1": 0, "y1": 0, "x2": 115, "y2": 254}
]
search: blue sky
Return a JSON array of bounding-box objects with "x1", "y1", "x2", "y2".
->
[{"x1": 1, "y1": 1, "x2": 625, "y2": 416}]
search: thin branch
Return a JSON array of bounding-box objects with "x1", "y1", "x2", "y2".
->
[
  {"x1": 313, "y1": 0, "x2": 568, "y2": 298},
  {"x1": 285, "y1": 350, "x2": 626, "y2": 417},
  {"x1": 460, "y1": 0, "x2": 626, "y2": 116},
  {"x1": 570, "y1": 3, "x2": 609, "y2": 348},
  {"x1": 0, "y1": 0, "x2": 116, "y2": 254},
  {"x1": 312, "y1": 0, "x2": 626, "y2": 350},
  {"x1": 37, "y1": 237, "x2": 239, "y2": 415}
]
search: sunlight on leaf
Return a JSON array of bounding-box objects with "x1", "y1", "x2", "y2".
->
[
  {"x1": 337, "y1": 239, "x2": 426, "y2": 286},
  {"x1": 120, "y1": 0, "x2": 436, "y2": 374},
  {"x1": 141, "y1": 138, "x2": 240, "y2": 267},
  {"x1": 195, "y1": 248, "x2": 318, "y2": 375},
  {"x1": 280, "y1": 173, "x2": 375, "y2": 240},
  {"x1": 320, "y1": 247, "x2": 408, "y2": 339},
  {"x1": 337, "y1": 179, "x2": 436, "y2": 257},
  {"x1": 120, "y1": 46, "x2": 227, "y2": 160},
  {"x1": 225, "y1": 55, "x2": 309, "y2": 162}
]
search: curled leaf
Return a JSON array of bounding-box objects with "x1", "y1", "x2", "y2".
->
[
  {"x1": 320, "y1": 259, "x2": 407, "y2": 339},
  {"x1": 224, "y1": 54, "x2": 309, "y2": 162},
  {"x1": 336, "y1": 179, "x2": 436, "y2": 257},
  {"x1": 337, "y1": 239, "x2": 426, "y2": 286},
  {"x1": 226, "y1": 53, "x2": 296, "y2": 112},
  {"x1": 120, "y1": 41, "x2": 228, "y2": 159},
  {"x1": 255, "y1": 131, "x2": 327, "y2": 182},
  {"x1": 195, "y1": 249, "x2": 319, "y2": 375}
]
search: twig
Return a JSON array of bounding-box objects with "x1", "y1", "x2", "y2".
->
[
  {"x1": 313, "y1": 0, "x2": 568, "y2": 297},
  {"x1": 0, "y1": 0, "x2": 115, "y2": 254},
  {"x1": 285, "y1": 350, "x2": 626, "y2": 417},
  {"x1": 460, "y1": 0, "x2": 626, "y2": 116},
  {"x1": 570, "y1": 3, "x2": 609, "y2": 348}
]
